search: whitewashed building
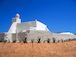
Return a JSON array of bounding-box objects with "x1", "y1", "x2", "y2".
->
[{"x1": 0, "y1": 14, "x2": 76, "y2": 42}]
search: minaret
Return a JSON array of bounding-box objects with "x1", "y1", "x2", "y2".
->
[
  {"x1": 12, "y1": 13, "x2": 21, "y2": 23},
  {"x1": 8, "y1": 14, "x2": 21, "y2": 42}
]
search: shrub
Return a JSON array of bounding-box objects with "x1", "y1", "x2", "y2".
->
[
  {"x1": 31, "y1": 39, "x2": 34, "y2": 43},
  {"x1": 38, "y1": 38, "x2": 41, "y2": 43},
  {"x1": 47, "y1": 38, "x2": 50, "y2": 43},
  {"x1": 70, "y1": 39, "x2": 72, "y2": 41},
  {"x1": 19, "y1": 41, "x2": 21, "y2": 43},
  {"x1": 53, "y1": 38, "x2": 55, "y2": 43},
  {"x1": 24, "y1": 37, "x2": 27, "y2": 43},
  {"x1": 4, "y1": 40, "x2": 7, "y2": 43},
  {"x1": 73, "y1": 38, "x2": 75, "y2": 40},
  {"x1": 61, "y1": 39, "x2": 63, "y2": 42},
  {"x1": 64, "y1": 40, "x2": 66, "y2": 42},
  {"x1": 0, "y1": 38, "x2": 2, "y2": 42},
  {"x1": 69, "y1": 39, "x2": 71, "y2": 41},
  {"x1": 13, "y1": 40, "x2": 16, "y2": 43},
  {"x1": 7, "y1": 39, "x2": 10, "y2": 43},
  {"x1": 70, "y1": 39, "x2": 73, "y2": 41},
  {"x1": 66, "y1": 39, "x2": 69, "y2": 41},
  {"x1": 0, "y1": 41, "x2": 2, "y2": 42},
  {"x1": 43, "y1": 40, "x2": 45, "y2": 43},
  {"x1": 58, "y1": 40, "x2": 60, "y2": 42}
]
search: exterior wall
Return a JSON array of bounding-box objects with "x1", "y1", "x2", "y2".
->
[
  {"x1": 7, "y1": 22, "x2": 17, "y2": 42},
  {"x1": 8, "y1": 22, "x2": 17, "y2": 33},
  {"x1": 0, "y1": 33, "x2": 5, "y2": 41},
  {"x1": 18, "y1": 30, "x2": 53, "y2": 42},
  {"x1": 12, "y1": 33, "x2": 16, "y2": 41},
  {"x1": 53, "y1": 33, "x2": 76, "y2": 41},
  {"x1": 60, "y1": 32, "x2": 74, "y2": 35},
  {"x1": 36, "y1": 21, "x2": 49, "y2": 31},
  {"x1": 17, "y1": 21, "x2": 36, "y2": 33},
  {"x1": 12, "y1": 18, "x2": 21, "y2": 23},
  {"x1": 18, "y1": 32, "x2": 27, "y2": 41}
]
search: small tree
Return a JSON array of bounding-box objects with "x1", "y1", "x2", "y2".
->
[
  {"x1": 4, "y1": 40, "x2": 7, "y2": 43},
  {"x1": 73, "y1": 38, "x2": 75, "y2": 40},
  {"x1": 13, "y1": 40, "x2": 16, "y2": 43},
  {"x1": 31, "y1": 39, "x2": 34, "y2": 43},
  {"x1": 58, "y1": 40, "x2": 60, "y2": 42},
  {"x1": 24, "y1": 37, "x2": 27, "y2": 43},
  {"x1": 7, "y1": 39, "x2": 10, "y2": 43},
  {"x1": 47, "y1": 38, "x2": 50, "y2": 43},
  {"x1": 69, "y1": 39, "x2": 71, "y2": 41},
  {"x1": 64, "y1": 40, "x2": 66, "y2": 42},
  {"x1": 61, "y1": 39, "x2": 63, "y2": 42},
  {"x1": 38, "y1": 38, "x2": 41, "y2": 43},
  {"x1": 66, "y1": 40, "x2": 67, "y2": 41},
  {"x1": 43, "y1": 40, "x2": 45, "y2": 43},
  {"x1": 53, "y1": 38, "x2": 55, "y2": 43},
  {"x1": 19, "y1": 41, "x2": 21, "y2": 43},
  {"x1": 0, "y1": 38, "x2": 2, "y2": 42}
]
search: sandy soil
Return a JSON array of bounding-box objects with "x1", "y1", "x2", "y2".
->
[{"x1": 0, "y1": 41, "x2": 76, "y2": 57}]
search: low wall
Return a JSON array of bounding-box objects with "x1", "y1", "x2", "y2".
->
[
  {"x1": 9, "y1": 31, "x2": 76, "y2": 42},
  {"x1": 0, "y1": 33, "x2": 5, "y2": 41},
  {"x1": 53, "y1": 33, "x2": 76, "y2": 41},
  {"x1": 12, "y1": 33, "x2": 16, "y2": 41},
  {"x1": 18, "y1": 30, "x2": 53, "y2": 42}
]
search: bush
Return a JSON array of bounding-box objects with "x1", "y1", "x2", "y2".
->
[
  {"x1": 69, "y1": 39, "x2": 71, "y2": 41},
  {"x1": 38, "y1": 38, "x2": 41, "y2": 43},
  {"x1": 7, "y1": 39, "x2": 10, "y2": 43},
  {"x1": 43, "y1": 40, "x2": 45, "y2": 43},
  {"x1": 0, "y1": 41, "x2": 2, "y2": 42},
  {"x1": 66, "y1": 39, "x2": 69, "y2": 41},
  {"x1": 75, "y1": 38, "x2": 76, "y2": 40},
  {"x1": 13, "y1": 40, "x2": 16, "y2": 43},
  {"x1": 0, "y1": 38, "x2": 2, "y2": 42},
  {"x1": 58, "y1": 40, "x2": 60, "y2": 42},
  {"x1": 64, "y1": 40, "x2": 66, "y2": 42},
  {"x1": 24, "y1": 37, "x2": 27, "y2": 43},
  {"x1": 73, "y1": 38, "x2": 75, "y2": 40},
  {"x1": 47, "y1": 38, "x2": 50, "y2": 43},
  {"x1": 61, "y1": 39, "x2": 63, "y2": 42},
  {"x1": 31, "y1": 39, "x2": 34, "y2": 43},
  {"x1": 4, "y1": 40, "x2": 7, "y2": 43},
  {"x1": 19, "y1": 41, "x2": 21, "y2": 43},
  {"x1": 53, "y1": 38, "x2": 55, "y2": 43}
]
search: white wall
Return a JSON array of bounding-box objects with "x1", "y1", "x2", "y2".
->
[
  {"x1": 8, "y1": 22, "x2": 17, "y2": 33},
  {"x1": 18, "y1": 30, "x2": 53, "y2": 42},
  {"x1": 53, "y1": 33, "x2": 76, "y2": 41},
  {"x1": 36, "y1": 21, "x2": 49, "y2": 31},
  {"x1": 17, "y1": 20, "x2": 49, "y2": 33},
  {"x1": 12, "y1": 18, "x2": 21, "y2": 23},
  {"x1": 0, "y1": 33, "x2": 5, "y2": 41},
  {"x1": 6, "y1": 22, "x2": 17, "y2": 42},
  {"x1": 17, "y1": 21, "x2": 36, "y2": 33}
]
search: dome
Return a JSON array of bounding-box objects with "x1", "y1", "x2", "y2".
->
[{"x1": 16, "y1": 13, "x2": 20, "y2": 18}]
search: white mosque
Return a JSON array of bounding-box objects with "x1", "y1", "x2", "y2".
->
[{"x1": 0, "y1": 14, "x2": 76, "y2": 42}]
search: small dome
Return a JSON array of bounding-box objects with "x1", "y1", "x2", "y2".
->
[{"x1": 16, "y1": 13, "x2": 20, "y2": 18}]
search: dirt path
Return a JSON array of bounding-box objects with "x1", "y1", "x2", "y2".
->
[{"x1": 0, "y1": 41, "x2": 76, "y2": 57}]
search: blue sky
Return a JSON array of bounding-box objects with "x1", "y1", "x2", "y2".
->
[{"x1": 0, "y1": 0, "x2": 76, "y2": 34}]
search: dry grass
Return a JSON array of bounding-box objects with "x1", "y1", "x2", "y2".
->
[{"x1": 0, "y1": 41, "x2": 76, "y2": 57}]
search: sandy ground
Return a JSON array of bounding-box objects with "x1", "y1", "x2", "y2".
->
[{"x1": 0, "y1": 41, "x2": 76, "y2": 57}]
